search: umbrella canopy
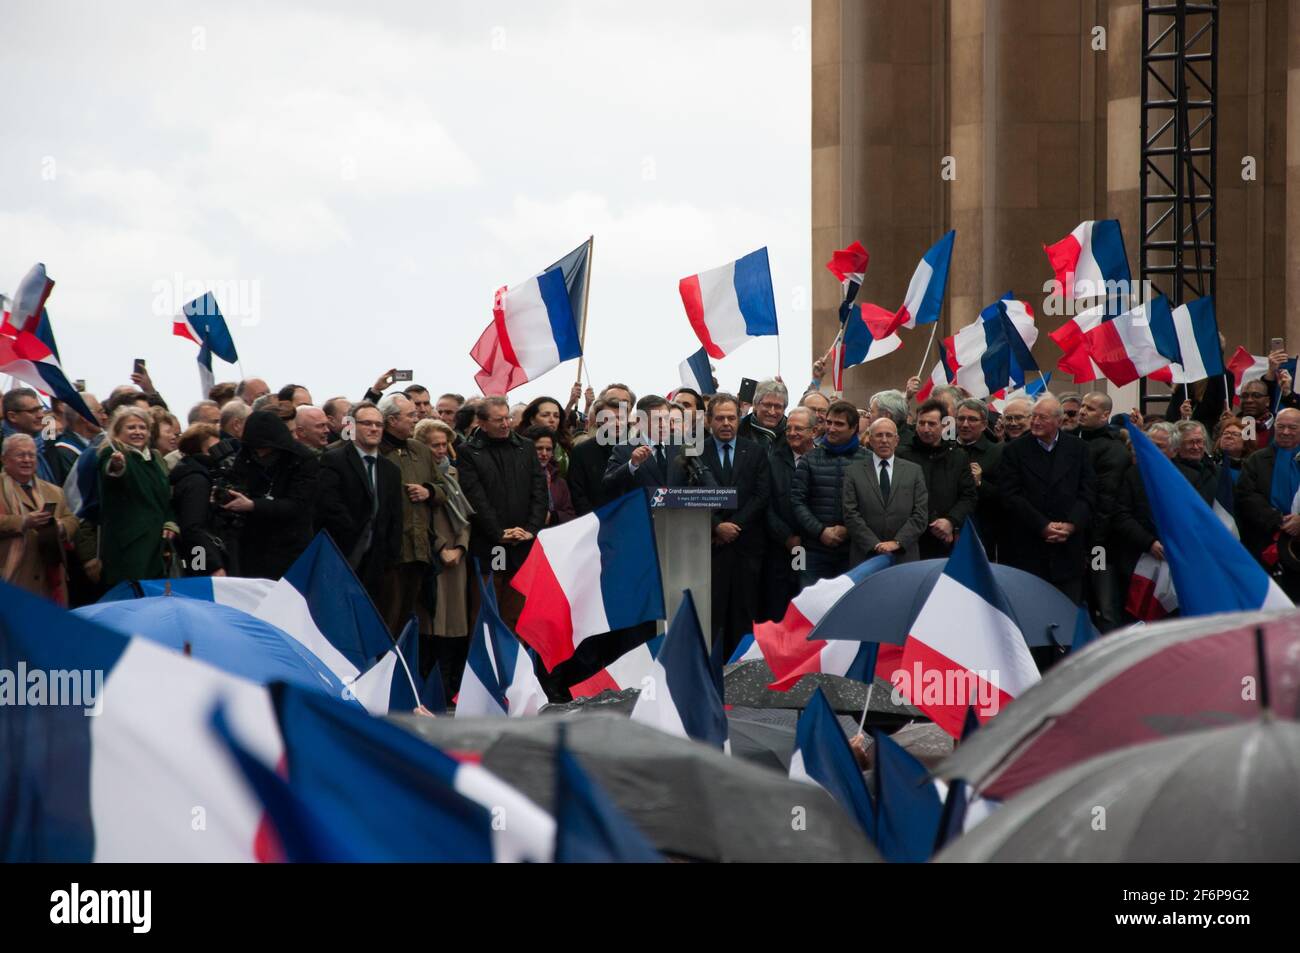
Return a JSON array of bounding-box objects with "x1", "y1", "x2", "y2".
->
[
  {"x1": 74, "y1": 596, "x2": 346, "y2": 697},
  {"x1": 723, "y1": 660, "x2": 920, "y2": 722},
  {"x1": 937, "y1": 718, "x2": 1300, "y2": 862},
  {"x1": 392, "y1": 713, "x2": 881, "y2": 862},
  {"x1": 810, "y1": 558, "x2": 1086, "y2": 648},
  {"x1": 936, "y1": 609, "x2": 1300, "y2": 800}
]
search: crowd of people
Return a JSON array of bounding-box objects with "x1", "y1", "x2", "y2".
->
[{"x1": 3, "y1": 345, "x2": 1297, "y2": 701}]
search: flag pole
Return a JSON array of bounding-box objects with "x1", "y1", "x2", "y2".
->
[
  {"x1": 916, "y1": 322, "x2": 940, "y2": 380},
  {"x1": 856, "y1": 678, "x2": 876, "y2": 734},
  {"x1": 573, "y1": 235, "x2": 595, "y2": 386}
]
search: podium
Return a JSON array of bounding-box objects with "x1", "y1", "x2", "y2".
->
[{"x1": 647, "y1": 486, "x2": 738, "y2": 649}]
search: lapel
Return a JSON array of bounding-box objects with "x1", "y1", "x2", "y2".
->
[
  {"x1": 703, "y1": 439, "x2": 724, "y2": 483},
  {"x1": 864, "y1": 454, "x2": 886, "y2": 507},
  {"x1": 644, "y1": 444, "x2": 668, "y2": 485}
]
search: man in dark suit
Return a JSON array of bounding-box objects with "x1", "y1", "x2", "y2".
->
[
  {"x1": 1236, "y1": 407, "x2": 1300, "y2": 598},
  {"x1": 699, "y1": 393, "x2": 770, "y2": 658},
  {"x1": 997, "y1": 395, "x2": 1097, "y2": 603},
  {"x1": 316, "y1": 401, "x2": 403, "y2": 606},
  {"x1": 842, "y1": 417, "x2": 929, "y2": 565},
  {"x1": 455, "y1": 396, "x2": 548, "y2": 628},
  {"x1": 602, "y1": 394, "x2": 693, "y2": 495},
  {"x1": 761, "y1": 406, "x2": 816, "y2": 621},
  {"x1": 567, "y1": 399, "x2": 620, "y2": 515}
]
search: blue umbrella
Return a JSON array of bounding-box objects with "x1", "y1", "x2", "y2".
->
[
  {"x1": 74, "y1": 596, "x2": 349, "y2": 698},
  {"x1": 808, "y1": 559, "x2": 1089, "y2": 648}
]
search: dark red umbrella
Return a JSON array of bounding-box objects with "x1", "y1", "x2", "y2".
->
[{"x1": 936, "y1": 610, "x2": 1300, "y2": 800}]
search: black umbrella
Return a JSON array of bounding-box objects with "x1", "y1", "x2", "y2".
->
[
  {"x1": 937, "y1": 718, "x2": 1300, "y2": 862},
  {"x1": 723, "y1": 659, "x2": 920, "y2": 723},
  {"x1": 810, "y1": 559, "x2": 1087, "y2": 648},
  {"x1": 392, "y1": 713, "x2": 881, "y2": 862}
]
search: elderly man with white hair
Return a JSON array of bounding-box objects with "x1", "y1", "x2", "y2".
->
[
  {"x1": 0, "y1": 432, "x2": 80, "y2": 603},
  {"x1": 738, "y1": 378, "x2": 788, "y2": 448},
  {"x1": 996, "y1": 395, "x2": 1097, "y2": 602}
]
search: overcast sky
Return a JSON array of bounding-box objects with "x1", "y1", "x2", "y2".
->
[{"x1": 1, "y1": 0, "x2": 811, "y2": 411}]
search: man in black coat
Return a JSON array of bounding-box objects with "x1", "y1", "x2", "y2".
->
[
  {"x1": 315, "y1": 402, "x2": 402, "y2": 604},
  {"x1": 1077, "y1": 391, "x2": 1131, "y2": 631},
  {"x1": 761, "y1": 406, "x2": 816, "y2": 622},
  {"x1": 954, "y1": 398, "x2": 1003, "y2": 555},
  {"x1": 790, "y1": 400, "x2": 867, "y2": 582},
  {"x1": 898, "y1": 398, "x2": 978, "y2": 560},
  {"x1": 1111, "y1": 422, "x2": 1174, "y2": 604},
  {"x1": 699, "y1": 393, "x2": 771, "y2": 658},
  {"x1": 567, "y1": 400, "x2": 620, "y2": 516},
  {"x1": 602, "y1": 395, "x2": 694, "y2": 494},
  {"x1": 455, "y1": 396, "x2": 548, "y2": 627},
  {"x1": 1235, "y1": 408, "x2": 1300, "y2": 598},
  {"x1": 220, "y1": 410, "x2": 322, "y2": 581},
  {"x1": 1171, "y1": 419, "x2": 1218, "y2": 505},
  {"x1": 997, "y1": 395, "x2": 1097, "y2": 603}
]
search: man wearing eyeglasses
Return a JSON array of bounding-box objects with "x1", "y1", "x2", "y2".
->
[
  {"x1": 738, "y1": 379, "x2": 788, "y2": 449},
  {"x1": 1058, "y1": 393, "x2": 1083, "y2": 433},
  {"x1": 2, "y1": 388, "x2": 55, "y2": 483},
  {"x1": 997, "y1": 395, "x2": 1097, "y2": 602}
]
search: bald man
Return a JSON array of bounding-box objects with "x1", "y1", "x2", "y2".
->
[
  {"x1": 293, "y1": 406, "x2": 331, "y2": 451},
  {"x1": 842, "y1": 418, "x2": 929, "y2": 565},
  {"x1": 1236, "y1": 407, "x2": 1300, "y2": 598},
  {"x1": 996, "y1": 395, "x2": 1097, "y2": 602}
]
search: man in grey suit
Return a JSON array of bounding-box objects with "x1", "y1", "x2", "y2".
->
[{"x1": 843, "y1": 417, "x2": 929, "y2": 566}]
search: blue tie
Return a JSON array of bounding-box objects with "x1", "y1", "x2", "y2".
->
[{"x1": 721, "y1": 443, "x2": 733, "y2": 483}]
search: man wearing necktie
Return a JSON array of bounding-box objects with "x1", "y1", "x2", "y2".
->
[
  {"x1": 842, "y1": 418, "x2": 929, "y2": 566},
  {"x1": 602, "y1": 395, "x2": 690, "y2": 493},
  {"x1": 317, "y1": 401, "x2": 403, "y2": 605},
  {"x1": 699, "y1": 393, "x2": 771, "y2": 659}
]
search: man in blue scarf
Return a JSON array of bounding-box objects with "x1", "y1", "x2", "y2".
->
[
  {"x1": 790, "y1": 399, "x2": 868, "y2": 584},
  {"x1": 1236, "y1": 407, "x2": 1300, "y2": 597}
]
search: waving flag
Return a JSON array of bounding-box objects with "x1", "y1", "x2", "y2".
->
[
  {"x1": 174, "y1": 292, "x2": 239, "y2": 396},
  {"x1": 865, "y1": 230, "x2": 955, "y2": 340},
  {"x1": 0, "y1": 580, "x2": 283, "y2": 861},
  {"x1": 678, "y1": 347, "x2": 716, "y2": 396},
  {"x1": 0, "y1": 332, "x2": 96, "y2": 426},
  {"x1": 472, "y1": 265, "x2": 580, "y2": 395},
  {"x1": 1, "y1": 262, "x2": 55, "y2": 337},
  {"x1": 1125, "y1": 420, "x2": 1291, "y2": 614},
  {"x1": 252, "y1": 533, "x2": 395, "y2": 682},
  {"x1": 345, "y1": 620, "x2": 443, "y2": 714},
  {"x1": 789, "y1": 688, "x2": 874, "y2": 837},
  {"x1": 870, "y1": 726, "x2": 945, "y2": 862},
  {"x1": 826, "y1": 241, "x2": 870, "y2": 317},
  {"x1": 1227, "y1": 346, "x2": 1268, "y2": 399},
  {"x1": 754, "y1": 555, "x2": 893, "y2": 690},
  {"x1": 896, "y1": 526, "x2": 1039, "y2": 737},
  {"x1": 567, "y1": 634, "x2": 663, "y2": 699},
  {"x1": 554, "y1": 733, "x2": 663, "y2": 862},
  {"x1": 1043, "y1": 219, "x2": 1131, "y2": 300},
  {"x1": 835, "y1": 304, "x2": 903, "y2": 389},
  {"x1": 1156, "y1": 297, "x2": 1224, "y2": 385},
  {"x1": 990, "y1": 372, "x2": 1052, "y2": 413},
  {"x1": 1125, "y1": 553, "x2": 1178, "y2": 621},
  {"x1": 917, "y1": 295, "x2": 1038, "y2": 401},
  {"x1": 269, "y1": 682, "x2": 555, "y2": 862},
  {"x1": 457, "y1": 584, "x2": 549, "y2": 718},
  {"x1": 512, "y1": 490, "x2": 664, "y2": 672},
  {"x1": 630, "y1": 591, "x2": 727, "y2": 748},
  {"x1": 1083, "y1": 295, "x2": 1176, "y2": 386},
  {"x1": 680, "y1": 247, "x2": 779, "y2": 359},
  {"x1": 1049, "y1": 302, "x2": 1108, "y2": 382}
]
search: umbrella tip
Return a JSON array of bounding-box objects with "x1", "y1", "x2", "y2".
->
[
  {"x1": 164, "y1": 579, "x2": 172, "y2": 596},
  {"x1": 183, "y1": 640, "x2": 192, "y2": 657}
]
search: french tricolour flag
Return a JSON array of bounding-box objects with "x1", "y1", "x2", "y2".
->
[
  {"x1": 1049, "y1": 301, "x2": 1108, "y2": 382},
  {"x1": 1152, "y1": 297, "x2": 1224, "y2": 386},
  {"x1": 457, "y1": 584, "x2": 549, "y2": 718},
  {"x1": 0, "y1": 580, "x2": 284, "y2": 861},
  {"x1": 680, "y1": 247, "x2": 779, "y2": 359},
  {"x1": 1125, "y1": 553, "x2": 1178, "y2": 622},
  {"x1": 835, "y1": 303, "x2": 903, "y2": 391},
  {"x1": 1126, "y1": 420, "x2": 1291, "y2": 615},
  {"x1": 261, "y1": 681, "x2": 555, "y2": 862},
  {"x1": 678, "y1": 347, "x2": 716, "y2": 396},
  {"x1": 629, "y1": 591, "x2": 727, "y2": 749},
  {"x1": 895, "y1": 526, "x2": 1040, "y2": 738},
  {"x1": 1227, "y1": 346, "x2": 1268, "y2": 399},
  {"x1": 753, "y1": 555, "x2": 893, "y2": 691},
  {"x1": 789, "y1": 688, "x2": 874, "y2": 837},
  {"x1": 471, "y1": 265, "x2": 580, "y2": 395},
  {"x1": 567, "y1": 634, "x2": 664, "y2": 700},
  {"x1": 1, "y1": 262, "x2": 55, "y2": 337},
  {"x1": 1043, "y1": 219, "x2": 1131, "y2": 300},
  {"x1": 917, "y1": 295, "x2": 1038, "y2": 401},
  {"x1": 512, "y1": 490, "x2": 665, "y2": 672},
  {"x1": 174, "y1": 292, "x2": 239, "y2": 397},
  {"x1": 1, "y1": 264, "x2": 96, "y2": 426},
  {"x1": 1083, "y1": 295, "x2": 1176, "y2": 386},
  {"x1": 866, "y1": 230, "x2": 955, "y2": 339}
]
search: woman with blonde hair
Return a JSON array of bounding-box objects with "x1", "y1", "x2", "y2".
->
[
  {"x1": 98, "y1": 405, "x2": 178, "y2": 585},
  {"x1": 414, "y1": 417, "x2": 474, "y2": 699}
]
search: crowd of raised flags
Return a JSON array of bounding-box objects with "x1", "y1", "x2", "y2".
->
[{"x1": 2, "y1": 211, "x2": 1296, "y2": 863}]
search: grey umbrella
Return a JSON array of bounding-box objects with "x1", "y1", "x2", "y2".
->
[
  {"x1": 937, "y1": 717, "x2": 1300, "y2": 862},
  {"x1": 392, "y1": 712, "x2": 881, "y2": 862},
  {"x1": 723, "y1": 659, "x2": 921, "y2": 722},
  {"x1": 935, "y1": 609, "x2": 1300, "y2": 800}
]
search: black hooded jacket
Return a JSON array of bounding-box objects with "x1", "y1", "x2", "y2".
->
[
  {"x1": 170, "y1": 452, "x2": 225, "y2": 575},
  {"x1": 227, "y1": 411, "x2": 320, "y2": 579}
]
